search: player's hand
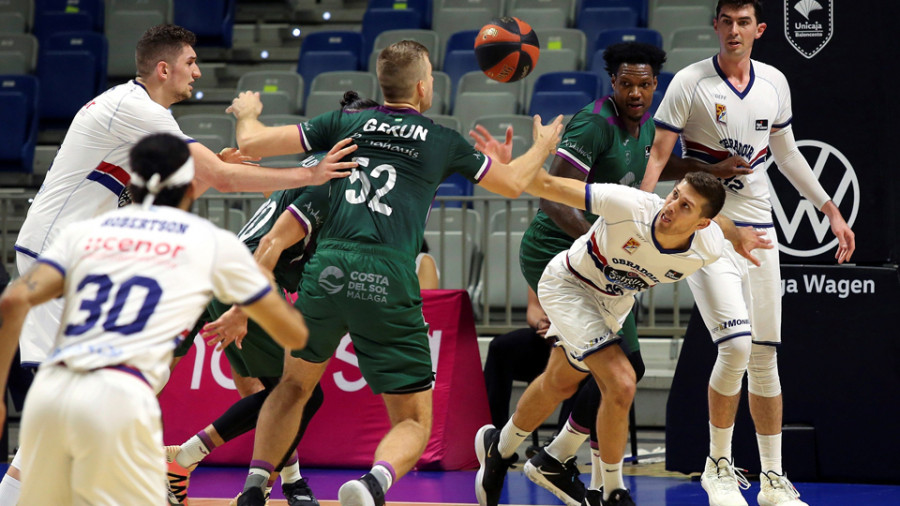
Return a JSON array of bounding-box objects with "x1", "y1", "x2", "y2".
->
[
  {"x1": 532, "y1": 114, "x2": 564, "y2": 156},
  {"x1": 200, "y1": 307, "x2": 249, "y2": 351},
  {"x1": 534, "y1": 316, "x2": 551, "y2": 338},
  {"x1": 469, "y1": 124, "x2": 513, "y2": 164},
  {"x1": 218, "y1": 147, "x2": 261, "y2": 165},
  {"x1": 731, "y1": 226, "x2": 774, "y2": 267},
  {"x1": 226, "y1": 91, "x2": 264, "y2": 120},
  {"x1": 305, "y1": 138, "x2": 357, "y2": 186},
  {"x1": 830, "y1": 215, "x2": 855, "y2": 264},
  {"x1": 707, "y1": 155, "x2": 752, "y2": 178}
]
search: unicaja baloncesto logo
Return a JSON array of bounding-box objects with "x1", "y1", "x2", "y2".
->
[
  {"x1": 318, "y1": 266, "x2": 345, "y2": 294},
  {"x1": 785, "y1": 0, "x2": 833, "y2": 58}
]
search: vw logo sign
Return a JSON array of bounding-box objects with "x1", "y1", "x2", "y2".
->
[{"x1": 765, "y1": 140, "x2": 859, "y2": 257}]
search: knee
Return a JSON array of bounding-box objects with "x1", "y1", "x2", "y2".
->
[
  {"x1": 747, "y1": 344, "x2": 781, "y2": 397},
  {"x1": 603, "y1": 372, "x2": 636, "y2": 410},
  {"x1": 540, "y1": 371, "x2": 580, "y2": 400},
  {"x1": 275, "y1": 376, "x2": 315, "y2": 404},
  {"x1": 710, "y1": 336, "x2": 752, "y2": 396}
]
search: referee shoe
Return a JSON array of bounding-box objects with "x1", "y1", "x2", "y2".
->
[
  {"x1": 524, "y1": 447, "x2": 586, "y2": 506},
  {"x1": 474, "y1": 424, "x2": 519, "y2": 506}
]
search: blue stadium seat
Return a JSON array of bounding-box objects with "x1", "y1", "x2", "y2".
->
[
  {"x1": 368, "y1": 0, "x2": 431, "y2": 29},
  {"x1": 590, "y1": 27, "x2": 663, "y2": 65},
  {"x1": 38, "y1": 32, "x2": 107, "y2": 125},
  {"x1": 648, "y1": 89, "x2": 664, "y2": 116},
  {"x1": 434, "y1": 173, "x2": 474, "y2": 209},
  {"x1": 362, "y1": 8, "x2": 422, "y2": 65},
  {"x1": 33, "y1": 12, "x2": 93, "y2": 46},
  {"x1": 0, "y1": 75, "x2": 39, "y2": 172},
  {"x1": 297, "y1": 31, "x2": 362, "y2": 92},
  {"x1": 579, "y1": 0, "x2": 648, "y2": 26},
  {"x1": 528, "y1": 71, "x2": 598, "y2": 118},
  {"x1": 36, "y1": 0, "x2": 104, "y2": 31},
  {"x1": 655, "y1": 70, "x2": 674, "y2": 95},
  {"x1": 577, "y1": 7, "x2": 640, "y2": 56},
  {"x1": 174, "y1": 0, "x2": 235, "y2": 48},
  {"x1": 442, "y1": 29, "x2": 480, "y2": 107}
]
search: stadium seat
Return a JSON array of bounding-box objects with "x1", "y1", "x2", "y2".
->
[
  {"x1": 508, "y1": 0, "x2": 576, "y2": 27},
  {"x1": 368, "y1": 29, "x2": 440, "y2": 72},
  {"x1": 36, "y1": 0, "x2": 104, "y2": 31},
  {"x1": 528, "y1": 71, "x2": 598, "y2": 118},
  {"x1": 579, "y1": 0, "x2": 648, "y2": 27},
  {"x1": 520, "y1": 41, "x2": 583, "y2": 111},
  {"x1": 0, "y1": 34, "x2": 38, "y2": 75},
  {"x1": 174, "y1": 0, "x2": 235, "y2": 48},
  {"x1": 480, "y1": 206, "x2": 538, "y2": 308},
  {"x1": 432, "y1": 7, "x2": 494, "y2": 65},
  {"x1": 669, "y1": 26, "x2": 718, "y2": 50},
  {"x1": 589, "y1": 28, "x2": 663, "y2": 70},
  {"x1": 540, "y1": 28, "x2": 587, "y2": 70},
  {"x1": 176, "y1": 114, "x2": 235, "y2": 154},
  {"x1": 236, "y1": 70, "x2": 304, "y2": 116},
  {"x1": 425, "y1": 206, "x2": 482, "y2": 290},
  {"x1": 649, "y1": 5, "x2": 713, "y2": 50},
  {"x1": 442, "y1": 29, "x2": 480, "y2": 107},
  {"x1": 0, "y1": 0, "x2": 33, "y2": 32},
  {"x1": 33, "y1": 12, "x2": 93, "y2": 46},
  {"x1": 469, "y1": 114, "x2": 533, "y2": 158},
  {"x1": 296, "y1": 31, "x2": 362, "y2": 93},
  {"x1": 258, "y1": 114, "x2": 307, "y2": 166},
  {"x1": 105, "y1": 0, "x2": 171, "y2": 77},
  {"x1": 38, "y1": 32, "x2": 107, "y2": 125},
  {"x1": 452, "y1": 92, "x2": 518, "y2": 142},
  {"x1": 368, "y1": 0, "x2": 431, "y2": 29},
  {"x1": 305, "y1": 71, "x2": 378, "y2": 118},
  {"x1": 429, "y1": 70, "x2": 451, "y2": 115},
  {"x1": 425, "y1": 114, "x2": 461, "y2": 134},
  {"x1": 648, "y1": 89, "x2": 664, "y2": 116},
  {"x1": 0, "y1": 75, "x2": 39, "y2": 173},
  {"x1": 663, "y1": 47, "x2": 715, "y2": 74},
  {"x1": 456, "y1": 70, "x2": 525, "y2": 114},
  {"x1": 507, "y1": 7, "x2": 567, "y2": 30},
  {"x1": 655, "y1": 70, "x2": 674, "y2": 95},
  {"x1": 362, "y1": 8, "x2": 423, "y2": 64},
  {"x1": 577, "y1": 7, "x2": 640, "y2": 57},
  {"x1": 434, "y1": 172, "x2": 474, "y2": 209}
]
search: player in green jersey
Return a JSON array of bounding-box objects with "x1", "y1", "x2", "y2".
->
[
  {"x1": 472, "y1": 43, "x2": 755, "y2": 506},
  {"x1": 226, "y1": 40, "x2": 564, "y2": 506}
]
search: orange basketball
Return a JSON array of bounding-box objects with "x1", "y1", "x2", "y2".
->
[{"x1": 474, "y1": 17, "x2": 540, "y2": 83}]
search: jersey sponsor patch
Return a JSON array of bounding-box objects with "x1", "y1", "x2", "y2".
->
[
  {"x1": 755, "y1": 119, "x2": 769, "y2": 131},
  {"x1": 665, "y1": 269, "x2": 683, "y2": 280},
  {"x1": 622, "y1": 237, "x2": 641, "y2": 255},
  {"x1": 715, "y1": 103, "x2": 727, "y2": 125},
  {"x1": 644, "y1": 145, "x2": 651, "y2": 158}
]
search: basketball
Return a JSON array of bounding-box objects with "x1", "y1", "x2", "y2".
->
[{"x1": 474, "y1": 17, "x2": 540, "y2": 83}]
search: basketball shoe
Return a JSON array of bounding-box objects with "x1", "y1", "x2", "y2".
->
[
  {"x1": 166, "y1": 445, "x2": 197, "y2": 505},
  {"x1": 524, "y1": 447, "x2": 586, "y2": 506},
  {"x1": 601, "y1": 488, "x2": 635, "y2": 506},
  {"x1": 582, "y1": 487, "x2": 602, "y2": 506},
  {"x1": 758, "y1": 471, "x2": 808, "y2": 506},
  {"x1": 474, "y1": 424, "x2": 519, "y2": 506},
  {"x1": 701, "y1": 456, "x2": 750, "y2": 506},
  {"x1": 283, "y1": 477, "x2": 320, "y2": 506},
  {"x1": 232, "y1": 486, "x2": 269, "y2": 506},
  {"x1": 337, "y1": 473, "x2": 385, "y2": 506}
]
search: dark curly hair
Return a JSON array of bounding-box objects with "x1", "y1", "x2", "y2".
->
[{"x1": 603, "y1": 42, "x2": 667, "y2": 77}]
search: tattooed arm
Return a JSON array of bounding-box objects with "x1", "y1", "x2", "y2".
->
[{"x1": 0, "y1": 263, "x2": 64, "y2": 435}]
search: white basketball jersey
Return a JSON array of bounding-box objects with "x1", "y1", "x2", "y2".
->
[
  {"x1": 36, "y1": 205, "x2": 270, "y2": 392},
  {"x1": 654, "y1": 56, "x2": 793, "y2": 225},
  {"x1": 565, "y1": 184, "x2": 724, "y2": 298},
  {"x1": 15, "y1": 80, "x2": 192, "y2": 260}
]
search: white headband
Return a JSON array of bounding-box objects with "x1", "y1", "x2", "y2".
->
[{"x1": 131, "y1": 155, "x2": 195, "y2": 209}]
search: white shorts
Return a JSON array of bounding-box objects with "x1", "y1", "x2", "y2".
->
[
  {"x1": 19, "y1": 366, "x2": 166, "y2": 505},
  {"x1": 16, "y1": 251, "x2": 64, "y2": 366},
  {"x1": 688, "y1": 227, "x2": 781, "y2": 345},
  {"x1": 538, "y1": 252, "x2": 635, "y2": 373}
]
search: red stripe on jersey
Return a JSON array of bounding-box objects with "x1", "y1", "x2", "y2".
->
[
  {"x1": 749, "y1": 147, "x2": 768, "y2": 166},
  {"x1": 684, "y1": 141, "x2": 729, "y2": 161},
  {"x1": 96, "y1": 161, "x2": 131, "y2": 185},
  {"x1": 590, "y1": 234, "x2": 608, "y2": 266}
]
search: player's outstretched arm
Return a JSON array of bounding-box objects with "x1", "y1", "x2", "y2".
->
[
  {"x1": 228, "y1": 91, "x2": 306, "y2": 158},
  {"x1": 713, "y1": 216, "x2": 774, "y2": 267},
  {"x1": 640, "y1": 128, "x2": 679, "y2": 192},
  {"x1": 0, "y1": 263, "x2": 65, "y2": 433},
  {"x1": 769, "y1": 128, "x2": 855, "y2": 264},
  {"x1": 524, "y1": 170, "x2": 589, "y2": 210},
  {"x1": 240, "y1": 289, "x2": 308, "y2": 351},
  {"x1": 190, "y1": 138, "x2": 356, "y2": 194},
  {"x1": 476, "y1": 114, "x2": 563, "y2": 198}
]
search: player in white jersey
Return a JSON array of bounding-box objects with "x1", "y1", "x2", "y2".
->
[
  {"x1": 475, "y1": 171, "x2": 771, "y2": 506},
  {"x1": 0, "y1": 133, "x2": 310, "y2": 505},
  {"x1": 638, "y1": 2, "x2": 855, "y2": 506}
]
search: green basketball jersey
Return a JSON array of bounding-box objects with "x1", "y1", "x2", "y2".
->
[
  {"x1": 298, "y1": 106, "x2": 490, "y2": 259},
  {"x1": 531, "y1": 96, "x2": 656, "y2": 233},
  {"x1": 236, "y1": 153, "x2": 330, "y2": 291}
]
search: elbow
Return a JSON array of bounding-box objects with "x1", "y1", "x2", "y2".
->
[
  {"x1": 0, "y1": 288, "x2": 28, "y2": 322},
  {"x1": 206, "y1": 169, "x2": 240, "y2": 192}
]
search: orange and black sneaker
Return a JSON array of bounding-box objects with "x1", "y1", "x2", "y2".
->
[{"x1": 166, "y1": 445, "x2": 197, "y2": 505}]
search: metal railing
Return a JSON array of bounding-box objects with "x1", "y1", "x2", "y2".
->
[{"x1": 0, "y1": 192, "x2": 691, "y2": 339}]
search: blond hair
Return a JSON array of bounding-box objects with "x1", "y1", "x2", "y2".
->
[{"x1": 376, "y1": 40, "x2": 429, "y2": 102}]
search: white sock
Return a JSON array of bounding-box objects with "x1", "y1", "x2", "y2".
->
[
  {"x1": 280, "y1": 461, "x2": 302, "y2": 485},
  {"x1": 498, "y1": 420, "x2": 531, "y2": 459},
  {"x1": 177, "y1": 436, "x2": 210, "y2": 468},
  {"x1": 600, "y1": 458, "x2": 625, "y2": 499},
  {"x1": 371, "y1": 463, "x2": 394, "y2": 492},
  {"x1": 0, "y1": 470, "x2": 22, "y2": 506},
  {"x1": 709, "y1": 422, "x2": 734, "y2": 461},
  {"x1": 589, "y1": 446, "x2": 602, "y2": 490},
  {"x1": 545, "y1": 421, "x2": 589, "y2": 462},
  {"x1": 757, "y1": 432, "x2": 783, "y2": 475}
]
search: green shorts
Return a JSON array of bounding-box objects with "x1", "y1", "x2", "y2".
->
[
  {"x1": 520, "y1": 220, "x2": 640, "y2": 355},
  {"x1": 206, "y1": 297, "x2": 286, "y2": 378},
  {"x1": 291, "y1": 239, "x2": 433, "y2": 395}
]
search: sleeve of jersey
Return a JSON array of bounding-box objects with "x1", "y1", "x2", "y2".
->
[
  {"x1": 286, "y1": 185, "x2": 330, "y2": 236},
  {"x1": 770, "y1": 70, "x2": 793, "y2": 132},
  {"x1": 653, "y1": 72, "x2": 692, "y2": 134},
  {"x1": 297, "y1": 112, "x2": 338, "y2": 153},
  {"x1": 34, "y1": 227, "x2": 77, "y2": 277},
  {"x1": 449, "y1": 134, "x2": 491, "y2": 182},
  {"x1": 587, "y1": 184, "x2": 648, "y2": 218},
  {"x1": 210, "y1": 231, "x2": 272, "y2": 306},
  {"x1": 116, "y1": 100, "x2": 194, "y2": 144},
  {"x1": 555, "y1": 116, "x2": 610, "y2": 175}
]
